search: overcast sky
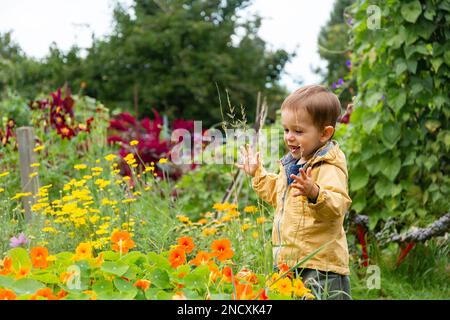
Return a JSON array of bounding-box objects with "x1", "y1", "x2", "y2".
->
[{"x1": 0, "y1": 0, "x2": 335, "y2": 90}]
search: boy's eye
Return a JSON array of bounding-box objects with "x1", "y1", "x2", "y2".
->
[
  {"x1": 296, "y1": 130, "x2": 303, "y2": 134},
  {"x1": 284, "y1": 128, "x2": 289, "y2": 133}
]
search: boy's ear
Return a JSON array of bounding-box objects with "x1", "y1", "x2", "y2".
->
[{"x1": 320, "y1": 126, "x2": 334, "y2": 142}]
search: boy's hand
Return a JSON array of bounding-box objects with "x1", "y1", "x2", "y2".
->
[
  {"x1": 236, "y1": 144, "x2": 260, "y2": 177},
  {"x1": 290, "y1": 167, "x2": 319, "y2": 201}
]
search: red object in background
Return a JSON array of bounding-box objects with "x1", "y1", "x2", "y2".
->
[
  {"x1": 396, "y1": 241, "x2": 415, "y2": 267},
  {"x1": 356, "y1": 224, "x2": 369, "y2": 267},
  {"x1": 107, "y1": 109, "x2": 197, "y2": 181}
]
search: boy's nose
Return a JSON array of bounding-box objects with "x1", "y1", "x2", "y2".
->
[{"x1": 287, "y1": 133, "x2": 295, "y2": 141}]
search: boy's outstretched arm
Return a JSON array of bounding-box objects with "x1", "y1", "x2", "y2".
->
[
  {"x1": 291, "y1": 163, "x2": 352, "y2": 220},
  {"x1": 236, "y1": 144, "x2": 278, "y2": 207}
]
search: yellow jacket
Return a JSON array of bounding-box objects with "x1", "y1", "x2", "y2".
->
[{"x1": 252, "y1": 140, "x2": 352, "y2": 275}]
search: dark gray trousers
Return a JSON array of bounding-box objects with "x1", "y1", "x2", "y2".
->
[{"x1": 297, "y1": 268, "x2": 352, "y2": 300}]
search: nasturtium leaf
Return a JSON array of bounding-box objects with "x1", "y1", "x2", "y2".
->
[
  {"x1": 8, "y1": 247, "x2": 31, "y2": 271},
  {"x1": 100, "y1": 261, "x2": 129, "y2": 276},
  {"x1": 401, "y1": 0, "x2": 422, "y2": 23},
  {"x1": 147, "y1": 252, "x2": 171, "y2": 270},
  {"x1": 0, "y1": 275, "x2": 14, "y2": 288},
  {"x1": 92, "y1": 280, "x2": 113, "y2": 293},
  {"x1": 114, "y1": 278, "x2": 138, "y2": 294},
  {"x1": 149, "y1": 268, "x2": 170, "y2": 289},
  {"x1": 12, "y1": 279, "x2": 45, "y2": 295}
]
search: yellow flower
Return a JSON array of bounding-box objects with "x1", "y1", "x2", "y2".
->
[
  {"x1": 104, "y1": 154, "x2": 117, "y2": 162},
  {"x1": 241, "y1": 224, "x2": 252, "y2": 231},
  {"x1": 177, "y1": 215, "x2": 190, "y2": 223},
  {"x1": 30, "y1": 163, "x2": 40, "y2": 168},
  {"x1": 0, "y1": 188, "x2": 4, "y2": 193},
  {"x1": 202, "y1": 228, "x2": 217, "y2": 237},
  {"x1": 91, "y1": 167, "x2": 103, "y2": 172},
  {"x1": 11, "y1": 192, "x2": 32, "y2": 200},
  {"x1": 33, "y1": 145, "x2": 44, "y2": 152},
  {"x1": 74, "y1": 164, "x2": 87, "y2": 170},
  {"x1": 0, "y1": 171, "x2": 10, "y2": 178},
  {"x1": 293, "y1": 278, "x2": 314, "y2": 299},
  {"x1": 197, "y1": 218, "x2": 208, "y2": 225},
  {"x1": 130, "y1": 140, "x2": 139, "y2": 146},
  {"x1": 275, "y1": 277, "x2": 293, "y2": 296},
  {"x1": 252, "y1": 232, "x2": 259, "y2": 239},
  {"x1": 42, "y1": 227, "x2": 57, "y2": 233},
  {"x1": 29, "y1": 172, "x2": 38, "y2": 178},
  {"x1": 256, "y1": 217, "x2": 267, "y2": 224},
  {"x1": 122, "y1": 198, "x2": 136, "y2": 204},
  {"x1": 158, "y1": 158, "x2": 168, "y2": 164},
  {"x1": 244, "y1": 206, "x2": 259, "y2": 213}
]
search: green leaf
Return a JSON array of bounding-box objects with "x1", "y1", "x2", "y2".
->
[
  {"x1": 147, "y1": 252, "x2": 171, "y2": 270},
  {"x1": 114, "y1": 278, "x2": 138, "y2": 294},
  {"x1": 362, "y1": 110, "x2": 380, "y2": 134},
  {"x1": 12, "y1": 278, "x2": 45, "y2": 295},
  {"x1": 390, "y1": 91, "x2": 407, "y2": 112},
  {"x1": 8, "y1": 247, "x2": 31, "y2": 271},
  {"x1": 351, "y1": 192, "x2": 367, "y2": 214},
  {"x1": 350, "y1": 164, "x2": 370, "y2": 191},
  {"x1": 183, "y1": 264, "x2": 209, "y2": 289},
  {"x1": 401, "y1": 1, "x2": 422, "y2": 23},
  {"x1": 92, "y1": 280, "x2": 113, "y2": 293},
  {"x1": 31, "y1": 273, "x2": 60, "y2": 284},
  {"x1": 100, "y1": 261, "x2": 129, "y2": 277},
  {"x1": 0, "y1": 275, "x2": 14, "y2": 288},
  {"x1": 395, "y1": 59, "x2": 407, "y2": 75},
  {"x1": 149, "y1": 268, "x2": 171, "y2": 289},
  {"x1": 101, "y1": 251, "x2": 120, "y2": 261},
  {"x1": 380, "y1": 157, "x2": 401, "y2": 181},
  {"x1": 406, "y1": 59, "x2": 418, "y2": 73},
  {"x1": 381, "y1": 122, "x2": 401, "y2": 149},
  {"x1": 374, "y1": 178, "x2": 393, "y2": 199},
  {"x1": 96, "y1": 291, "x2": 137, "y2": 300},
  {"x1": 430, "y1": 58, "x2": 443, "y2": 72}
]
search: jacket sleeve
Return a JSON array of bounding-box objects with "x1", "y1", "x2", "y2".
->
[
  {"x1": 251, "y1": 163, "x2": 279, "y2": 208},
  {"x1": 307, "y1": 163, "x2": 352, "y2": 220}
]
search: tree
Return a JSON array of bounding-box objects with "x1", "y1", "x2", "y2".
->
[
  {"x1": 10, "y1": 0, "x2": 289, "y2": 126},
  {"x1": 316, "y1": 0, "x2": 355, "y2": 108}
]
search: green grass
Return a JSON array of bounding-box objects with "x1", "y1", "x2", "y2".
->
[{"x1": 350, "y1": 239, "x2": 450, "y2": 299}]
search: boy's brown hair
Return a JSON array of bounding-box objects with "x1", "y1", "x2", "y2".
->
[{"x1": 281, "y1": 85, "x2": 341, "y2": 130}]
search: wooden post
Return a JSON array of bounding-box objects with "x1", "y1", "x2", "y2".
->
[{"x1": 17, "y1": 127, "x2": 40, "y2": 222}]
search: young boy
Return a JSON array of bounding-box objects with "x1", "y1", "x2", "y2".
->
[{"x1": 237, "y1": 85, "x2": 352, "y2": 300}]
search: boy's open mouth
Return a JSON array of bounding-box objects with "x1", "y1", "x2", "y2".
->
[{"x1": 288, "y1": 145, "x2": 302, "y2": 153}]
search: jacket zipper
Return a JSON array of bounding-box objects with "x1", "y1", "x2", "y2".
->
[{"x1": 274, "y1": 185, "x2": 288, "y2": 265}]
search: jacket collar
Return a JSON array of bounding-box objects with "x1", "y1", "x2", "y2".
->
[{"x1": 280, "y1": 140, "x2": 336, "y2": 168}]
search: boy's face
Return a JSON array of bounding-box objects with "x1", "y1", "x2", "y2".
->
[{"x1": 281, "y1": 109, "x2": 330, "y2": 160}]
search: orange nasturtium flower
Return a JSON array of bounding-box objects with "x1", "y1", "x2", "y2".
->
[
  {"x1": 168, "y1": 248, "x2": 186, "y2": 269},
  {"x1": 30, "y1": 247, "x2": 49, "y2": 269},
  {"x1": 189, "y1": 251, "x2": 211, "y2": 266},
  {"x1": 111, "y1": 230, "x2": 135, "y2": 254},
  {"x1": 0, "y1": 257, "x2": 13, "y2": 275},
  {"x1": 74, "y1": 242, "x2": 93, "y2": 260},
  {"x1": 177, "y1": 236, "x2": 195, "y2": 254},
  {"x1": 0, "y1": 289, "x2": 17, "y2": 300},
  {"x1": 211, "y1": 238, "x2": 234, "y2": 262},
  {"x1": 232, "y1": 281, "x2": 254, "y2": 300},
  {"x1": 134, "y1": 279, "x2": 151, "y2": 292},
  {"x1": 15, "y1": 267, "x2": 30, "y2": 279},
  {"x1": 31, "y1": 287, "x2": 57, "y2": 300}
]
